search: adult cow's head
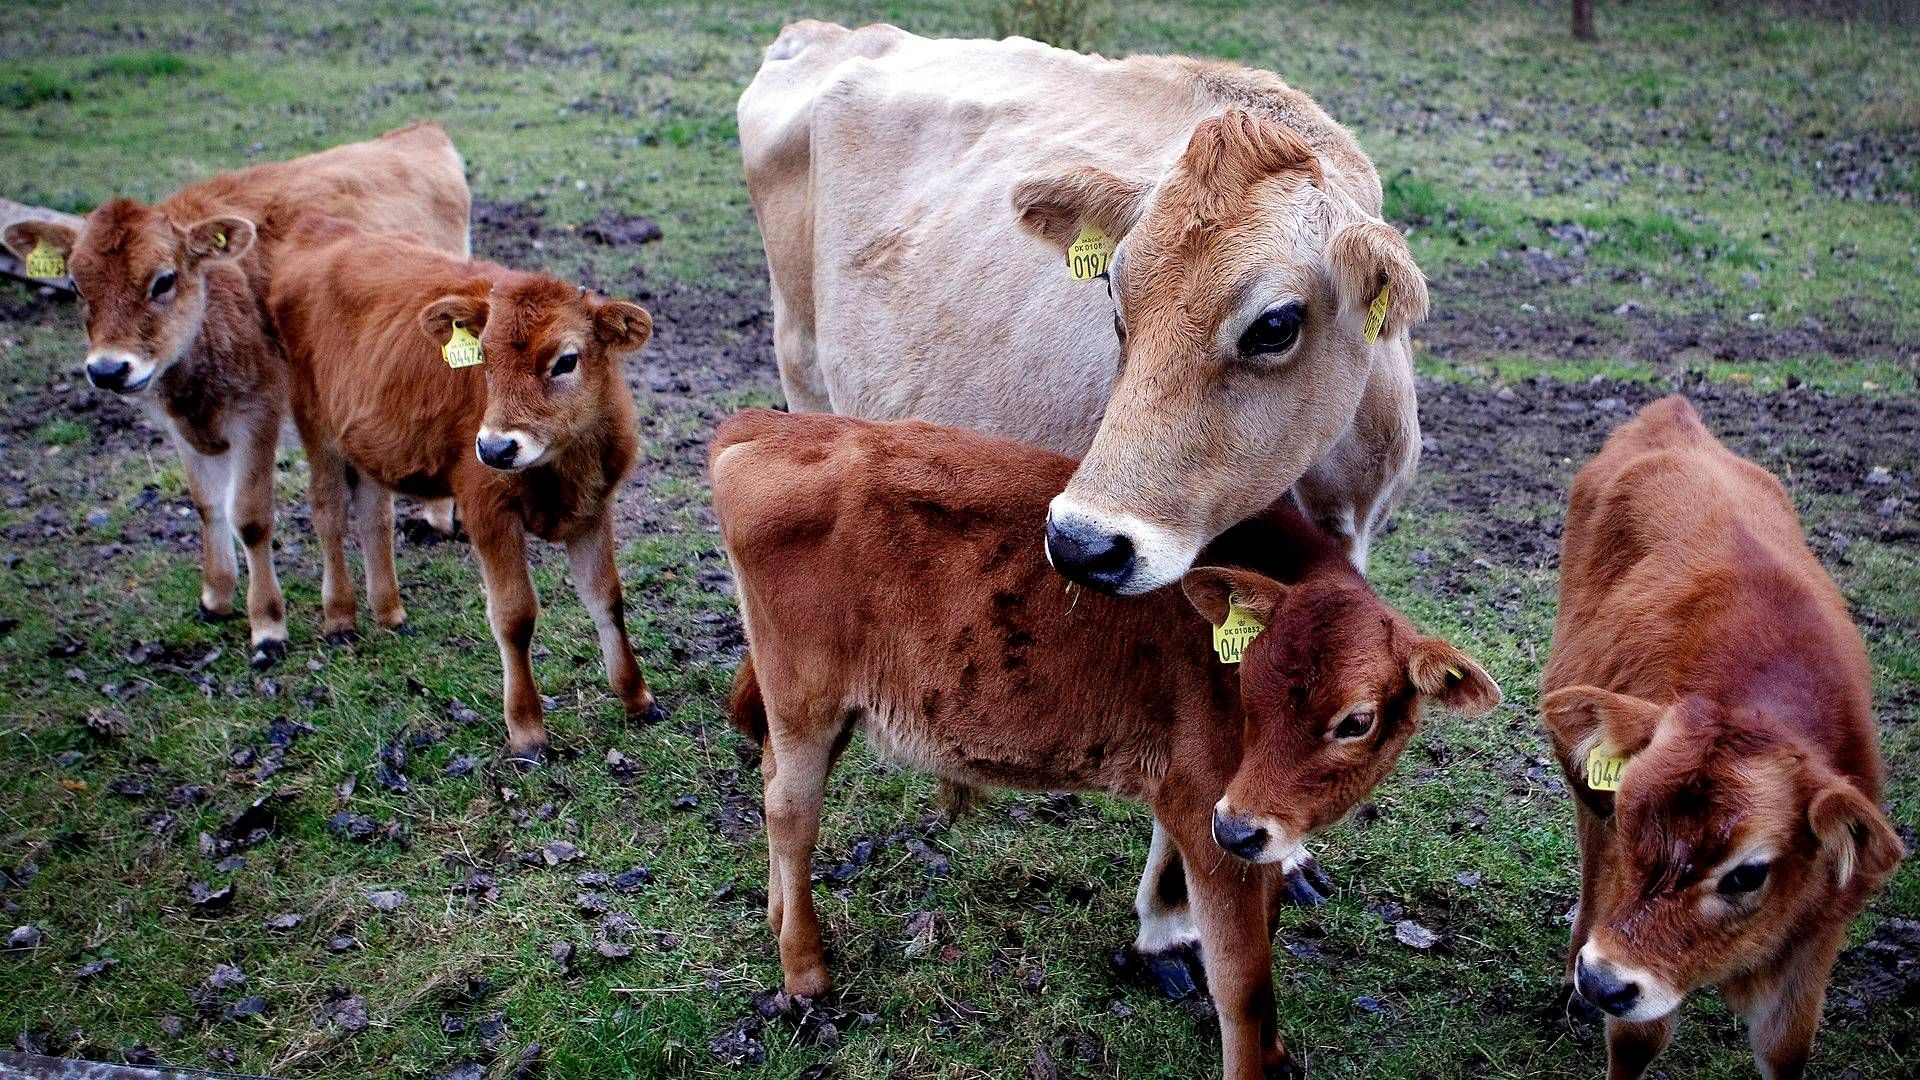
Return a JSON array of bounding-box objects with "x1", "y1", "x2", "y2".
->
[
  {"x1": 418, "y1": 273, "x2": 651, "y2": 473},
  {"x1": 1542, "y1": 688, "x2": 1905, "y2": 1024},
  {"x1": 5, "y1": 201, "x2": 256, "y2": 396},
  {"x1": 1184, "y1": 564, "x2": 1499, "y2": 866},
  {"x1": 1014, "y1": 109, "x2": 1426, "y2": 594}
]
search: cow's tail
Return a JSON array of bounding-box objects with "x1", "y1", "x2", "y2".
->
[{"x1": 729, "y1": 653, "x2": 769, "y2": 746}]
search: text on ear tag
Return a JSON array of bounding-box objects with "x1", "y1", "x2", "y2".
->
[
  {"x1": 1585, "y1": 745, "x2": 1629, "y2": 792},
  {"x1": 1364, "y1": 284, "x2": 1390, "y2": 345},
  {"x1": 1067, "y1": 223, "x2": 1116, "y2": 282},
  {"x1": 24, "y1": 240, "x2": 65, "y2": 279},
  {"x1": 1212, "y1": 601, "x2": 1264, "y2": 665},
  {"x1": 442, "y1": 321, "x2": 484, "y2": 369}
]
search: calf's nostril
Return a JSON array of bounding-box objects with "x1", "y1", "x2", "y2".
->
[
  {"x1": 1574, "y1": 959, "x2": 1642, "y2": 1016},
  {"x1": 1210, "y1": 810, "x2": 1269, "y2": 859}
]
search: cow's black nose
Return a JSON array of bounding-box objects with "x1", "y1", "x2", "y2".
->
[
  {"x1": 1045, "y1": 515, "x2": 1135, "y2": 592},
  {"x1": 1211, "y1": 809, "x2": 1269, "y2": 860},
  {"x1": 1575, "y1": 958, "x2": 1641, "y2": 1017},
  {"x1": 86, "y1": 357, "x2": 132, "y2": 392},
  {"x1": 476, "y1": 434, "x2": 521, "y2": 469}
]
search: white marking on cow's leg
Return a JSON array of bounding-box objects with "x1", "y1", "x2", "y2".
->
[
  {"x1": 1134, "y1": 819, "x2": 1202, "y2": 955},
  {"x1": 349, "y1": 480, "x2": 406, "y2": 630},
  {"x1": 174, "y1": 436, "x2": 238, "y2": 618},
  {"x1": 1044, "y1": 495, "x2": 1203, "y2": 596},
  {"x1": 565, "y1": 514, "x2": 656, "y2": 719},
  {"x1": 227, "y1": 408, "x2": 287, "y2": 660}
]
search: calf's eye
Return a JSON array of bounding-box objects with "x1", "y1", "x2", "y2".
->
[
  {"x1": 150, "y1": 271, "x2": 176, "y2": 299},
  {"x1": 1718, "y1": 861, "x2": 1770, "y2": 895},
  {"x1": 550, "y1": 350, "x2": 579, "y2": 377},
  {"x1": 1237, "y1": 302, "x2": 1304, "y2": 358},
  {"x1": 1332, "y1": 709, "x2": 1376, "y2": 740}
]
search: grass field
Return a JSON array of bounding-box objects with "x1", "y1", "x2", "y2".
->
[{"x1": 1, "y1": 2, "x2": 1916, "y2": 1077}]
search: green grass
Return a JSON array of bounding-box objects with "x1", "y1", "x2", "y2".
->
[{"x1": 1, "y1": 2, "x2": 1916, "y2": 1078}]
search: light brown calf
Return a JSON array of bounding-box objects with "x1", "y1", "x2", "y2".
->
[
  {"x1": 712, "y1": 410, "x2": 1500, "y2": 1080},
  {"x1": 268, "y1": 214, "x2": 661, "y2": 757},
  {"x1": 1543, "y1": 396, "x2": 1903, "y2": 1080},
  {"x1": 2, "y1": 123, "x2": 469, "y2": 667}
]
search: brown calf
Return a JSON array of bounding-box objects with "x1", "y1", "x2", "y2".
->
[
  {"x1": 267, "y1": 214, "x2": 661, "y2": 757},
  {"x1": 2, "y1": 122, "x2": 469, "y2": 667},
  {"x1": 1542, "y1": 396, "x2": 1903, "y2": 1080},
  {"x1": 712, "y1": 410, "x2": 1499, "y2": 1080}
]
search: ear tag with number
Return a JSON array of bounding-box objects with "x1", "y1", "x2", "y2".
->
[
  {"x1": 212, "y1": 230, "x2": 228, "y2": 250},
  {"x1": 1363, "y1": 284, "x2": 1390, "y2": 344},
  {"x1": 1585, "y1": 745, "x2": 1629, "y2": 793},
  {"x1": 1212, "y1": 600, "x2": 1265, "y2": 665},
  {"x1": 1067, "y1": 222, "x2": 1116, "y2": 281},
  {"x1": 442, "y1": 320, "x2": 484, "y2": 369},
  {"x1": 25, "y1": 240, "x2": 65, "y2": 279}
]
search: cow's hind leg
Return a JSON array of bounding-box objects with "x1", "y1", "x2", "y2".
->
[
  {"x1": 348, "y1": 476, "x2": 407, "y2": 633},
  {"x1": 230, "y1": 406, "x2": 287, "y2": 668},
  {"x1": 565, "y1": 514, "x2": 663, "y2": 722},
  {"x1": 1133, "y1": 819, "x2": 1204, "y2": 999},
  {"x1": 762, "y1": 712, "x2": 838, "y2": 998}
]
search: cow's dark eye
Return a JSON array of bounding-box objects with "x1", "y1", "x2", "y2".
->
[
  {"x1": 1332, "y1": 708, "x2": 1376, "y2": 740},
  {"x1": 150, "y1": 271, "x2": 176, "y2": 299},
  {"x1": 1718, "y1": 861, "x2": 1770, "y2": 895},
  {"x1": 1237, "y1": 302, "x2": 1304, "y2": 357},
  {"x1": 550, "y1": 350, "x2": 579, "y2": 377}
]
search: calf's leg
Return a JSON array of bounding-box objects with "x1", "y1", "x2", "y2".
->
[
  {"x1": 1133, "y1": 819, "x2": 1204, "y2": 999},
  {"x1": 229, "y1": 407, "x2": 287, "y2": 667},
  {"x1": 348, "y1": 476, "x2": 407, "y2": 632},
  {"x1": 174, "y1": 436, "x2": 238, "y2": 624},
  {"x1": 762, "y1": 719, "x2": 836, "y2": 998},
  {"x1": 306, "y1": 445, "x2": 359, "y2": 643},
  {"x1": 565, "y1": 515, "x2": 663, "y2": 722},
  {"x1": 468, "y1": 511, "x2": 547, "y2": 759},
  {"x1": 1605, "y1": 1015, "x2": 1677, "y2": 1080},
  {"x1": 1726, "y1": 923, "x2": 1844, "y2": 1080}
]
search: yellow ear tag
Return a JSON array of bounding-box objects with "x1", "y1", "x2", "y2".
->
[
  {"x1": 1067, "y1": 222, "x2": 1116, "y2": 281},
  {"x1": 1363, "y1": 284, "x2": 1390, "y2": 345},
  {"x1": 24, "y1": 240, "x2": 65, "y2": 279},
  {"x1": 212, "y1": 230, "x2": 227, "y2": 250},
  {"x1": 1212, "y1": 600, "x2": 1265, "y2": 665},
  {"x1": 442, "y1": 321, "x2": 484, "y2": 369},
  {"x1": 1585, "y1": 745, "x2": 1629, "y2": 793}
]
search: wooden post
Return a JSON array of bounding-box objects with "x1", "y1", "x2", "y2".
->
[{"x1": 1573, "y1": 0, "x2": 1597, "y2": 41}]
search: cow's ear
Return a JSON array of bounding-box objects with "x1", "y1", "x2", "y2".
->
[
  {"x1": 593, "y1": 299, "x2": 653, "y2": 354},
  {"x1": 1808, "y1": 777, "x2": 1905, "y2": 889},
  {"x1": 1181, "y1": 566, "x2": 1287, "y2": 628},
  {"x1": 185, "y1": 216, "x2": 256, "y2": 266},
  {"x1": 1541, "y1": 685, "x2": 1664, "y2": 760},
  {"x1": 1011, "y1": 165, "x2": 1152, "y2": 251},
  {"x1": 1407, "y1": 639, "x2": 1500, "y2": 716},
  {"x1": 419, "y1": 291, "x2": 490, "y2": 345},
  {"x1": 1326, "y1": 220, "x2": 1427, "y2": 343},
  {"x1": 4, "y1": 219, "x2": 77, "y2": 264}
]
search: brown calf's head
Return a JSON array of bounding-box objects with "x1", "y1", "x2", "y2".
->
[
  {"x1": 5, "y1": 202, "x2": 256, "y2": 395},
  {"x1": 1183, "y1": 565, "x2": 1499, "y2": 865},
  {"x1": 1543, "y1": 687, "x2": 1905, "y2": 1024},
  {"x1": 1016, "y1": 110, "x2": 1427, "y2": 594},
  {"x1": 418, "y1": 273, "x2": 651, "y2": 472}
]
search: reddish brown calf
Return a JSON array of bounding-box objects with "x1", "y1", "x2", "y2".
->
[
  {"x1": 1543, "y1": 395, "x2": 1902, "y2": 1080},
  {"x1": 2, "y1": 122, "x2": 469, "y2": 667},
  {"x1": 712, "y1": 410, "x2": 1500, "y2": 1080},
  {"x1": 268, "y1": 214, "x2": 662, "y2": 757}
]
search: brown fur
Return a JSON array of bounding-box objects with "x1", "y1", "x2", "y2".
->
[
  {"x1": 711, "y1": 409, "x2": 1500, "y2": 1080},
  {"x1": 1, "y1": 122, "x2": 470, "y2": 665},
  {"x1": 268, "y1": 214, "x2": 657, "y2": 756},
  {"x1": 1542, "y1": 395, "x2": 1902, "y2": 1080}
]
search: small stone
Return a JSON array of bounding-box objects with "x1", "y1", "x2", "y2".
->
[
  {"x1": 71, "y1": 957, "x2": 118, "y2": 979},
  {"x1": 541, "y1": 841, "x2": 582, "y2": 866},
  {"x1": 208, "y1": 963, "x2": 247, "y2": 990},
  {"x1": 365, "y1": 889, "x2": 407, "y2": 912},
  {"x1": 1393, "y1": 919, "x2": 1440, "y2": 950},
  {"x1": 325, "y1": 935, "x2": 358, "y2": 953},
  {"x1": 263, "y1": 913, "x2": 302, "y2": 932},
  {"x1": 1865, "y1": 466, "x2": 1893, "y2": 487},
  {"x1": 6, "y1": 925, "x2": 42, "y2": 950},
  {"x1": 612, "y1": 865, "x2": 652, "y2": 892},
  {"x1": 1354, "y1": 995, "x2": 1386, "y2": 1014},
  {"x1": 1456, "y1": 871, "x2": 1482, "y2": 888},
  {"x1": 86, "y1": 509, "x2": 111, "y2": 529},
  {"x1": 229, "y1": 995, "x2": 267, "y2": 1018}
]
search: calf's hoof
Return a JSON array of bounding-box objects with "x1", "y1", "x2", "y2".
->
[
  {"x1": 503, "y1": 742, "x2": 550, "y2": 769},
  {"x1": 1265, "y1": 1052, "x2": 1306, "y2": 1080},
  {"x1": 1282, "y1": 854, "x2": 1335, "y2": 907},
  {"x1": 783, "y1": 966, "x2": 830, "y2": 1000},
  {"x1": 323, "y1": 628, "x2": 360, "y2": 647},
  {"x1": 630, "y1": 700, "x2": 669, "y2": 724},
  {"x1": 249, "y1": 638, "x2": 286, "y2": 670},
  {"x1": 1135, "y1": 942, "x2": 1205, "y2": 1000},
  {"x1": 388, "y1": 620, "x2": 417, "y2": 638},
  {"x1": 196, "y1": 603, "x2": 238, "y2": 624}
]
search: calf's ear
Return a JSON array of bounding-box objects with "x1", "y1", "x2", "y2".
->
[
  {"x1": 594, "y1": 299, "x2": 653, "y2": 354},
  {"x1": 1326, "y1": 220, "x2": 1427, "y2": 343},
  {"x1": 1011, "y1": 165, "x2": 1152, "y2": 251},
  {"x1": 1808, "y1": 778, "x2": 1905, "y2": 889},
  {"x1": 1181, "y1": 566, "x2": 1288, "y2": 627},
  {"x1": 1540, "y1": 685, "x2": 1663, "y2": 759},
  {"x1": 185, "y1": 216, "x2": 256, "y2": 265},
  {"x1": 4, "y1": 219, "x2": 78, "y2": 264},
  {"x1": 1407, "y1": 639, "x2": 1500, "y2": 716},
  {"x1": 419, "y1": 292, "x2": 490, "y2": 345}
]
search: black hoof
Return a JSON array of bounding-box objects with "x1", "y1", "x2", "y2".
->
[
  {"x1": 324, "y1": 629, "x2": 359, "y2": 647},
  {"x1": 1282, "y1": 854, "x2": 1335, "y2": 907},
  {"x1": 1265, "y1": 1052, "x2": 1306, "y2": 1080},
  {"x1": 503, "y1": 744, "x2": 549, "y2": 770},
  {"x1": 631, "y1": 701, "x2": 669, "y2": 724},
  {"x1": 197, "y1": 603, "x2": 238, "y2": 624},
  {"x1": 1137, "y1": 943, "x2": 1205, "y2": 1000},
  {"x1": 249, "y1": 639, "x2": 286, "y2": 670},
  {"x1": 388, "y1": 621, "x2": 417, "y2": 638}
]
